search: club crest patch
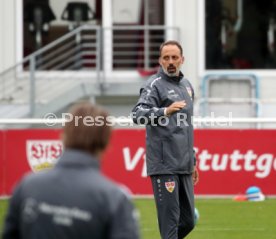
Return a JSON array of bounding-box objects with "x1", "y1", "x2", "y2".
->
[
  {"x1": 186, "y1": 87, "x2": 192, "y2": 99},
  {"x1": 165, "y1": 181, "x2": 175, "y2": 193}
]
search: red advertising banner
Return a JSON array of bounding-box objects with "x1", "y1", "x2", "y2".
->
[
  {"x1": 103, "y1": 129, "x2": 276, "y2": 196},
  {"x1": 1, "y1": 129, "x2": 276, "y2": 196},
  {"x1": 4, "y1": 129, "x2": 62, "y2": 195},
  {"x1": 101, "y1": 129, "x2": 151, "y2": 195},
  {"x1": 0, "y1": 131, "x2": 4, "y2": 196},
  {"x1": 194, "y1": 129, "x2": 276, "y2": 195}
]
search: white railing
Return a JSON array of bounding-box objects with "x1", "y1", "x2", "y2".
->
[
  {"x1": 0, "y1": 25, "x2": 180, "y2": 118},
  {"x1": 0, "y1": 117, "x2": 276, "y2": 129}
]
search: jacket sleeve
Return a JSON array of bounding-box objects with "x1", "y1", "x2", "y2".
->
[
  {"x1": 132, "y1": 82, "x2": 166, "y2": 125},
  {"x1": 190, "y1": 81, "x2": 196, "y2": 166},
  {"x1": 110, "y1": 195, "x2": 140, "y2": 239},
  {"x1": 2, "y1": 185, "x2": 21, "y2": 239}
]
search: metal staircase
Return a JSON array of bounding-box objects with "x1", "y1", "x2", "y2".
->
[
  {"x1": 0, "y1": 24, "x2": 179, "y2": 118},
  {"x1": 0, "y1": 25, "x2": 102, "y2": 118}
]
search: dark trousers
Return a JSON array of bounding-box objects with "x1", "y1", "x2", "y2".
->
[{"x1": 151, "y1": 174, "x2": 195, "y2": 239}]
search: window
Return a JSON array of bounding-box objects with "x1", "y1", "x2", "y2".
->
[
  {"x1": 112, "y1": 0, "x2": 165, "y2": 70},
  {"x1": 23, "y1": 0, "x2": 100, "y2": 57},
  {"x1": 205, "y1": 0, "x2": 276, "y2": 70}
]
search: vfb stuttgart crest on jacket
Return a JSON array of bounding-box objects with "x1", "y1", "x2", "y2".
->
[{"x1": 26, "y1": 140, "x2": 63, "y2": 172}]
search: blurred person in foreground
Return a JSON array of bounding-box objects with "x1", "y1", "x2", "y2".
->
[
  {"x1": 2, "y1": 102, "x2": 140, "y2": 239},
  {"x1": 132, "y1": 40, "x2": 199, "y2": 239}
]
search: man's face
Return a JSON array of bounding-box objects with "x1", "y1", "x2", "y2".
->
[{"x1": 159, "y1": 44, "x2": 184, "y2": 77}]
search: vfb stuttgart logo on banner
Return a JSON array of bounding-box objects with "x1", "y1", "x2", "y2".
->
[{"x1": 26, "y1": 140, "x2": 63, "y2": 172}]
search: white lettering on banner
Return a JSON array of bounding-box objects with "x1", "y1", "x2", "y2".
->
[
  {"x1": 212, "y1": 154, "x2": 228, "y2": 171},
  {"x1": 244, "y1": 150, "x2": 257, "y2": 171},
  {"x1": 123, "y1": 147, "x2": 147, "y2": 177},
  {"x1": 122, "y1": 147, "x2": 276, "y2": 178},
  {"x1": 230, "y1": 150, "x2": 243, "y2": 171},
  {"x1": 197, "y1": 150, "x2": 211, "y2": 171},
  {"x1": 256, "y1": 154, "x2": 274, "y2": 178},
  {"x1": 195, "y1": 147, "x2": 276, "y2": 178}
]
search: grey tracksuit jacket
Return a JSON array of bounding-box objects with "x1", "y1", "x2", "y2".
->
[
  {"x1": 132, "y1": 67, "x2": 195, "y2": 176},
  {"x1": 2, "y1": 150, "x2": 140, "y2": 239}
]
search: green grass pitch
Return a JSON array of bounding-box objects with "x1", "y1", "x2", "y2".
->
[
  {"x1": 135, "y1": 198, "x2": 276, "y2": 239},
  {"x1": 1, "y1": 198, "x2": 276, "y2": 238}
]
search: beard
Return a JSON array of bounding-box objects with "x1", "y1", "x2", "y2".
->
[{"x1": 162, "y1": 65, "x2": 181, "y2": 77}]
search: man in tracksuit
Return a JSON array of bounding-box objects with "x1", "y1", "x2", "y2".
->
[
  {"x1": 132, "y1": 40, "x2": 199, "y2": 239},
  {"x1": 2, "y1": 102, "x2": 140, "y2": 239}
]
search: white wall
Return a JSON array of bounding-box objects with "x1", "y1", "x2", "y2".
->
[
  {"x1": 0, "y1": 0, "x2": 17, "y2": 72},
  {"x1": 173, "y1": 0, "x2": 199, "y2": 96},
  {"x1": 112, "y1": 0, "x2": 142, "y2": 24}
]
